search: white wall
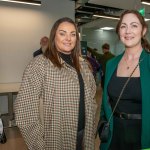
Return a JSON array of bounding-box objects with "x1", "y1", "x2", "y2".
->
[{"x1": 0, "y1": 0, "x2": 75, "y2": 83}]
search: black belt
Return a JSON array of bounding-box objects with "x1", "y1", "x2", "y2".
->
[{"x1": 114, "y1": 111, "x2": 141, "y2": 120}]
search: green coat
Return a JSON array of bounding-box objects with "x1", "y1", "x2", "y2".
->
[{"x1": 100, "y1": 49, "x2": 150, "y2": 150}]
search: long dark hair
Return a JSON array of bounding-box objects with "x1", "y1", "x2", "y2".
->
[
  {"x1": 44, "y1": 17, "x2": 81, "y2": 72},
  {"x1": 116, "y1": 10, "x2": 150, "y2": 52}
]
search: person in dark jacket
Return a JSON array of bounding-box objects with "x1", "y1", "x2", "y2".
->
[
  {"x1": 33, "y1": 36, "x2": 49, "y2": 57},
  {"x1": 86, "y1": 51, "x2": 100, "y2": 79},
  {"x1": 99, "y1": 43, "x2": 115, "y2": 89}
]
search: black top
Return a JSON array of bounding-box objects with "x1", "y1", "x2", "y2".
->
[
  {"x1": 108, "y1": 69, "x2": 142, "y2": 114},
  {"x1": 60, "y1": 52, "x2": 85, "y2": 131},
  {"x1": 107, "y1": 69, "x2": 142, "y2": 149}
]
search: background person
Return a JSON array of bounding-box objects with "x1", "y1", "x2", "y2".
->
[
  {"x1": 33, "y1": 36, "x2": 49, "y2": 57},
  {"x1": 99, "y1": 10, "x2": 150, "y2": 150},
  {"x1": 98, "y1": 43, "x2": 115, "y2": 89},
  {"x1": 15, "y1": 17, "x2": 96, "y2": 150},
  {"x1": 86, "y1": 51, "x2": 100, "y2": 80}
]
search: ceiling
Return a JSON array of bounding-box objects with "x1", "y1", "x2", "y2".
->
[{"x1": 73, "y1": 0, "x2": 150, "y2": 29}]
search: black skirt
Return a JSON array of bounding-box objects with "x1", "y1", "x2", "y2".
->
[{"x1": 109, "y1": 116, "x2": 141, "y2": 150}]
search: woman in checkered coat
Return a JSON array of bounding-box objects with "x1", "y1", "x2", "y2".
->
[{"x1": 14, "y1": 17, "x2": 96, "y2": 150}]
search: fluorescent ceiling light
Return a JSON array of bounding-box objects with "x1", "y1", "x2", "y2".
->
[
  {"x1": 93, "y1": 14, "x2": 120, "y2": 20},
  {"x1": 145, "y1": 18, "x2": 150, "y2": 21},
  {"x1": 100, "y1": 27, "x2": 114, "y2": 30},
  {"x1": 0, "y1": 0, "x2": 41, "y2": 6},
  {"x1": 141, "y1": 0, "x2": 150, "y2": 6},
  {"x1": 93, "y1": 14, "x2": 150, "y2": 22}
]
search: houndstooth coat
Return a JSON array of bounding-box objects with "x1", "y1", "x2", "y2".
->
[{"x1": 14, "y1": 55, "x2": 96, "y2": 150}]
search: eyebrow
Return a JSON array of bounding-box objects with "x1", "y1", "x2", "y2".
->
[
  {"x1": 121, "y1": 22, "x2": 140, "y2": 25},
  {"x1": 59, "y1": 29, "x2": 76, "y2": 33}
]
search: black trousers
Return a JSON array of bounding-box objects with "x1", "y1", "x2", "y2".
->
[
  {"x1": 109, "y1": 117, "x2": 141, "y2": 150},
  {"x1": 76, "y1": 129, "x2": 84, "y2": 150}
]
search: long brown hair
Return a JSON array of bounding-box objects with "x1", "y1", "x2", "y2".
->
[
  {"x1": 116, "y1": 10, "x2": 150, "y2": 52},
  {"x1": 44, "y1": 17, "x2": 81, "y2": 72}
]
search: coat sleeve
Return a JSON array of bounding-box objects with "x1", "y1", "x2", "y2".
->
[
  {"x1": 14, "y1": 56, "x2": 45, "y2": 150},
  {"x1": 85, "y1": 60, "x2": 97, "y2": 133},
  {"x1": 100, "y1": 60, "x2": 111, "y2": 120},
  {"x1": 90, "y1": 72, "x2": 97, "y2": 135}
]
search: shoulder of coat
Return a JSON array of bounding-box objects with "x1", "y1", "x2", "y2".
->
[
  {"x1": 79, "y1": 56, "x2": 85, "y2": 62},
  {"x1": 26, "y1": 55, "x2": 50, "y2": 73},
  {"x1": 79, "y1": 56, "x2": 88, "y2": 66},
  {"x1": 32, "y1": 55, "x2": 47, "y2": 65}
]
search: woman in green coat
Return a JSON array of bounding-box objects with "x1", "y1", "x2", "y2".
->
[{"x1": 99, "y1": 10, "x2": 150, "y2": 150}]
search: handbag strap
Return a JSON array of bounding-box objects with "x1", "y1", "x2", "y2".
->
[{"x1": 107, "y1": 59, "x2": 142, "y2": 124}]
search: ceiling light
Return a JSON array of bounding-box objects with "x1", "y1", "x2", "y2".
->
[
  {"x1": 100, "y1": 27, "x2": 114, "y2": 30},
  {"x1": 141, "y1": 0, "x2": 150, "y2": 6},
  {"x1": 0, "y1": 0, "x2": 41, "y2": 6},
  {"x1": 93, "y1": 14, "x2": 120, "y2": 20},
  {"x1": 145, "y1": 18, "x2": 150, "y2": 21}
]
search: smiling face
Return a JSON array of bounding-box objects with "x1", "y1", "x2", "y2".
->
[
  {"x1": 119, "y1": 13, "x2": 146, "y2": 49},
  {"x1": 55, "y1": 22, "x2": 77, "y2": 54}
]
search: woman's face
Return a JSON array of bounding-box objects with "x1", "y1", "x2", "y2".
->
[
  {"x1": 119, "y1": 13, "x2": 146, "y2": 48},
  {"x1": 55, "y1": 22, "x2": 77, "y2": 54}
]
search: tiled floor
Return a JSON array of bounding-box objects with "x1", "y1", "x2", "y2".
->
[{"x1": 0, "y1": 85, "x2": 102, "y2": 150}]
